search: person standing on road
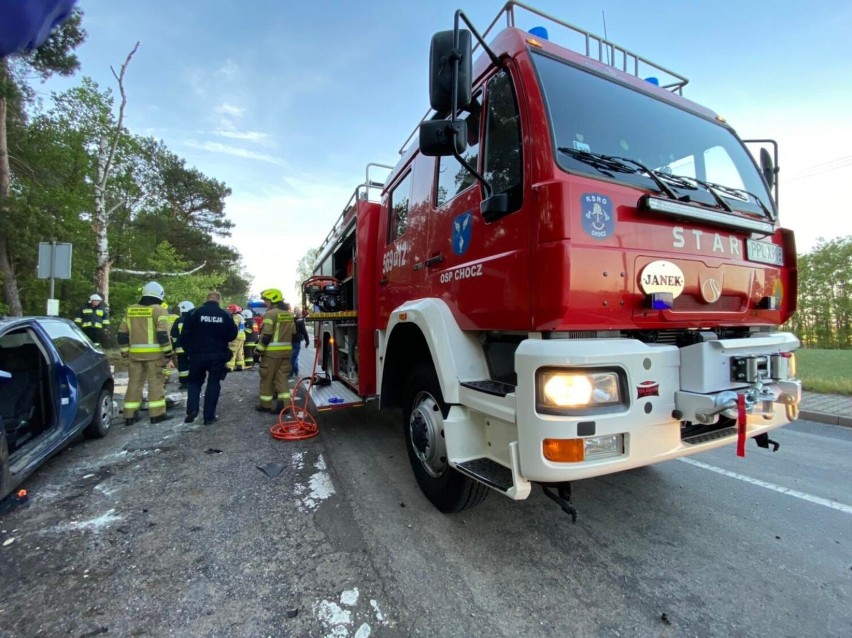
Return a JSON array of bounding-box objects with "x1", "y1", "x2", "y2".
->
[
  {"x1": 117, "y1": 281, "x2": 173, "y2": 425},
  {"x1": 179, "y1": 291, "x2": 238, "y2": 425},
  {"x1": 241, "y1": 308, "x2": 259, "y2": 368},
  {"x1": 289, "y1": 307, "x2": 310, "y2": 379},
  {"x1": 170, "y1": 300, "x2": 195, "y2": 389},
  {"x1": 254, "y1": 288, "x2": 295, "y2": 413},
  {"x1": 225, "y1": 304, "x2": 246, "y2": 372},
  {"x1": 74, "y1": 293, "x2": 110, "y2": 347}
]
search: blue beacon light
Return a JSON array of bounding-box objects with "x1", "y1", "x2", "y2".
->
[{"x1": 529, "y1": 26, "x2": 549, "y2": 40}]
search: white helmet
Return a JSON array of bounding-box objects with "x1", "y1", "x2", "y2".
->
[
  {"x1": 89, "y1": 293, "x2": 103, "y2": 302},
  {"x1": 141, "y1": 281, "x2": 165, "y2": 300},
  {"x1": 178, "y1": 300, "x2": 195, "y2": 313},
  {"x1": 241, "y1": 309, "x2": 253, "y2": 320}
]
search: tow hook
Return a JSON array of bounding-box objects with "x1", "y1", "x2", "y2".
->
[
  {"x1": 753, "y1": 432, "x2": 780, "y2": 452},
  {"x1": 542, "y1": 482, "x2": 578, "y2": 523}
]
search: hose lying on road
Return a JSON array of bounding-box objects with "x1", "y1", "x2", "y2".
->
[{"x1": 269, "y1": 347, "x2": 320, "y2": 441}]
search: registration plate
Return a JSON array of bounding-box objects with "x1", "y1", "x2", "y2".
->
[{"x1": 746, "y1": 239, "x2": 783, "y2": 266}]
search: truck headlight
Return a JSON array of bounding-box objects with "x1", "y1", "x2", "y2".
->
[{"x1": 536, "y1": 369, "x2": 623, "y2": 413}]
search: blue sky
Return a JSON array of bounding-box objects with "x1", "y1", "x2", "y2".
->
[{"x1": 40, "y1": 0, "x2": 852, "y2": 301}]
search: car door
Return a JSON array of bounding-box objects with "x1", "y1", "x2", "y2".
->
[{"x1": 38, "y1": 319, "x2": 103, "y2": 432}]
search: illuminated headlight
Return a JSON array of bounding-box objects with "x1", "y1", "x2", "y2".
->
[{"x1": 536, "y1": 369, "x2": 622, "y2": 413}]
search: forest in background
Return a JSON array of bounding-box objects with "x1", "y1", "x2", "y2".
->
[{"x1": 0, "y1": 9, "x2": 250, "y2": 324}]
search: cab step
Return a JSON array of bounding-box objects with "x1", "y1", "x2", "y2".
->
[
  {"x1": 460, "y1": 380, "x2": 516, "y2": 397},
  {"x1": 308, "y1": 378, "x2": 364, "y2": 411},
  {"x1": 456, "y1": 458, "x2": 513, "y2": 492}
]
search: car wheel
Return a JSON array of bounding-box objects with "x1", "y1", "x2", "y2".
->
[
  {"x1": 84, "y1": 388, "x2": 113, "y2": 438},
  {"x1": 402, "y1": 364, "x2": 488, "y2": 513}
]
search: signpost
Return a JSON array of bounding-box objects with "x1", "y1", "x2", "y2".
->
[{"x1": 37, "y1": 242, "x2": 72, "y2": 316}]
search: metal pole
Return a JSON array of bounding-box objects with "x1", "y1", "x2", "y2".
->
[{"x1": 49, "y1": 240, "x2": 56, "y2": 299}]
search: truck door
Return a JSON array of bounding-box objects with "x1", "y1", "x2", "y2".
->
[
  {"x1": 425, "y1": 69, "x2": 530, "y2": 330},
  {"x1": 376, "y1": 159, "x2": 431, "y2": 326}
]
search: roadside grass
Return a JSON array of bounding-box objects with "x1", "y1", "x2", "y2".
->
[{"x1": 795, "y1": 348, "x2": 852, "y2": 395}]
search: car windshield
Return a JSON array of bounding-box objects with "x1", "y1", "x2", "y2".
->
[{"x1": 531, "y1": 51, "x2": 775, "y2": 220}]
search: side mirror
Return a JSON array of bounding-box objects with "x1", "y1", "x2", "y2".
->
[
  {"x1": 481, "y1": 193, "x2": 510, "y2": 222},
  {"x1": 428, "y1": 29, "x2": 472, "y2": 113},
  {"x1": 419, "y1": 119, "x2": 468, "y2": 157},
  {"x1": 759, "y1": 147, "x2": 775, "y2": 189}
]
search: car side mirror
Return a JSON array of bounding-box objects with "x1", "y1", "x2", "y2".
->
[
  {"x1": 419, "y1": 119, "x2": 468, "y2": 157},
  {"x1": 760, "y1": 147, "x2": 775, "y2": 189},
  {"x1": 428, "y1": 29, "x2": 472, "y2": 113}
]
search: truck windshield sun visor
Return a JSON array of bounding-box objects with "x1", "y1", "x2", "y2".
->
[{"x1": 535, "y1": 51, "x2": 776, "y2": 223}]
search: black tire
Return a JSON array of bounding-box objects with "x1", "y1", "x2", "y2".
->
[
  {"x1": 84, "y1": 388, "x2": 113, "y2": 439},
  {"x1": 402, "y1": 364, "x2": 488, "y2": 513}
]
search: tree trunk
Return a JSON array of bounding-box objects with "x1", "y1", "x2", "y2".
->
[
  {"x1": 93, "y1": 137, "x2": 112, "y2": 303},
  {"x1": 0, "y1": 60, "x2": 23, "y2": 316}
]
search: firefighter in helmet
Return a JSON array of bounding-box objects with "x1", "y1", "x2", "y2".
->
[
  {"x1": 170, "y1": 300, "x2": 195, "y2": 389},
  {"x1": 74, "y1": 293, "x2": 110, "y2": 346},
  {"x1": 117, "y1": 281, "x2": 173, "y2": 425},
  {"x1": 225, "y1": 303, "x2": 246, "y2": 371},
  {"x1": 241, "y1": 308, "x2": 259, "y2": 368},
  {"x1": 160, "y1": 301, "x2": 180, "y2": 389},
  {"x1": 254, "y1": 288, "x2": 295, "y2": 412}
]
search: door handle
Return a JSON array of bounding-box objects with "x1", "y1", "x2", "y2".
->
[
  {"x1": 424, "y1": 254, "x2": 444, "y2": 267},
  {"x1": 379, "y1": 277, "x2": 389, "y2": 286}
]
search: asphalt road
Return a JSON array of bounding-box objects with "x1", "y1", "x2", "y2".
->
[{"x1": 1, "y1": 368, "x2": 850, "y2": 638}]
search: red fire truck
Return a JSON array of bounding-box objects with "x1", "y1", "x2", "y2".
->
[{"x1": 304, "y1": 2, "x2": 801, "y2": 519}]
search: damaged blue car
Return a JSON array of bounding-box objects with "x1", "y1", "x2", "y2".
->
[{"x1": 0, "y1": 317, "x2": 114, "y2": 501}]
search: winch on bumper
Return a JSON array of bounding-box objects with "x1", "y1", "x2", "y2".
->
[{"x1": 510, "y1": 333, "x2": 801, "y2": 485}]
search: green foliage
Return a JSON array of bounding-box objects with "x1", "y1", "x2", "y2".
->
[
  {"x1": 785, "y1": 237, "x2": 852, "y2": 349},
  {"x1": 295, "y1": 247, "x2": 321, "y2": 300},
  {"x1": 795, "y1": 348, "x2": 852, "y2": 395}
]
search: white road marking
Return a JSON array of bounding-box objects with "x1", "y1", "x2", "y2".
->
[{"x1": 678, "y1": 457, "x2": 852, "y2": 515}]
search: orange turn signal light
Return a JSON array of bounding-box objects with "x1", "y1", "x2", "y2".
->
[
  {"x1": 543, "y1": 438, "x2": 585, "y2": 463},
  {"x1": 399, "y1": 312, "x2": 408, "y2": 321}
]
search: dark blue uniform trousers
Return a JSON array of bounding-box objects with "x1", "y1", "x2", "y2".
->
[{"x1": 186, "y1": 352, "x2": 229, "y2": 421}]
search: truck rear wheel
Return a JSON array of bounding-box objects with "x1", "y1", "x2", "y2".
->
[{"x1": 403, "y1": 364, "x2": 488, "y2": 513}]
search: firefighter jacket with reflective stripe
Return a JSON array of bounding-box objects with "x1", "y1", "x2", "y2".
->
[
  {"x1": 170, "y1": 313, "x2": 190, "y2": 354},
  {"x1": 255, "y1": 307, "x2": 294, "y2": 358},
  {"x1": 74, "y1": 304, "x2": 110, "y2": 329},
  {"x1": 117, "y1": 303, "x2": 173, "y2": 360},
  {"x1": 231, "y1": 314, "x2": 246, "y2": 343}
]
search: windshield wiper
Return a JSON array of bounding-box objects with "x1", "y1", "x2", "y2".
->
[
  {"x1": 692, "y1": 178, "x2": 776, "y2": 222},
  {"x1": 557, "y1": 148, "x2": 680, "y2": 200}
]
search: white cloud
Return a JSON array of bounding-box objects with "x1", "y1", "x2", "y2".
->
[
  {"x1": 214, "y1": 130, "x2": 271, "y2": 143},
  {"x1": 184, "y1": 139, "x2": 287, "y2": 166},
  {"x1": 215, "y1": 59, "x2": 240, "y2": 80},
  {"x1": 215, "y1": 102, "x2": 245, "y2": 118}
]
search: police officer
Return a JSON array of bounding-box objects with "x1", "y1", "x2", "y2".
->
[
  {"x1": 117, "y1": 281, "x2": 173, "y2": 425},
  {"x1": 179, "y1": 291, "x2": 238, "y2": 425},
  {"x1": 74, "y1": 293, "x2": 110, "y2": 346},
  {"x1": 254, "y1": 288, "x2": 295, "y2": 413},
  {"x1": 170, "y1": 300, "x2": 195, "y2": 389}
]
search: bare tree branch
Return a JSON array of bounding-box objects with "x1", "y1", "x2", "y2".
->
[
  {"x1": 112, "y1": 262, "x2": 207, "y2": 277},
  {"x1": 101, "y1": 41, "x2": 140, "y2": 195}
]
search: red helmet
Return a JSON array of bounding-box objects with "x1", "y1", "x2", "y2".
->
[{"x1": 226, "y1": 303, "x2": 243, "y2": 314}]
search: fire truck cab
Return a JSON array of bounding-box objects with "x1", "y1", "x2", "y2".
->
[{"x1": 308, "y1": 2, "x2": 801, "y2": 518}]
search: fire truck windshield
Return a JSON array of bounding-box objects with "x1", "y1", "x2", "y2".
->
[{"x1": 532, "y1": 51, "x2": 775, "y2": 219}]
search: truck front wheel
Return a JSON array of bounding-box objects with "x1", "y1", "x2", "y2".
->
[{"x1": 402, "y1": 364, "x2": 488, "y2": 513}]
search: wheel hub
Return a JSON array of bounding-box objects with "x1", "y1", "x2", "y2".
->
[{"x1": 408, "y1": 393, "x2": 447, "y2": 478}]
